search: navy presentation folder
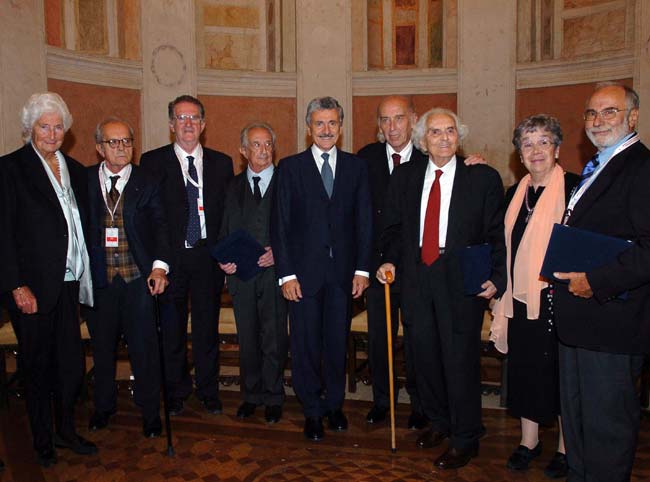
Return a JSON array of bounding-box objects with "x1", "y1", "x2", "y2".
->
[
  {"x1": 540, "y1": 223, "x2": 632, "y2": 282},
  {"x1": 210, "y1": 229, "x2": 266, "y2": 282},
  {"x1": 459, "y1": 243, "x2": 492, "y2": 295}
]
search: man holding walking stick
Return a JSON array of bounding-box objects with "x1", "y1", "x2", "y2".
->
[{"x1": 85, "y1": 117, "x2": 171, "y2": 438}]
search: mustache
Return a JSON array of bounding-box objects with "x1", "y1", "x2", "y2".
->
[{"x1": 318, "y1": 134, "x2": 335, "y2": 139}]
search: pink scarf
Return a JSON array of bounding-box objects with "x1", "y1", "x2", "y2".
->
[{"x1": 490, "y1": 163, "x2": 566, "y2": 354}]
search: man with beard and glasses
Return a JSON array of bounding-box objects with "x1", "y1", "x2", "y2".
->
[
  {"x1": 271, "y1": 96, "x2": 372, "y2": 441},
  {"x1": 553, "y1": 82, "x2": 650, "y2": 482}
]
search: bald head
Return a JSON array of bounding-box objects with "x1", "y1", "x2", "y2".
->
[{"x1": 377, "y1": 96, "x2": 417, "y2": 151}]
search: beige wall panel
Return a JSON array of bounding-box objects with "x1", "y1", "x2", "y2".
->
[
  {"x1": 76, "y1": 0, "x2": 107, "y2": 54},
  {"x1": 204, "y1": 32, "x2": 260, "y2": 70},
  {"x1": 203, "y1": 3, "x2": 259, "y2": 28},
  {"x1": 295, "y1": 0, "x2": 353, "y2": 151},
  {"x1": 458, "y1": 0, "x2": 516, "y2": 184},
  {"x1": 0, "y1": 0, "x2": 47, "y2": 153},
  {"x1": 444, "y1": 0, "x2": 457, "y2": 68},
  {"x1": 141, "y1": 0, "x2": 197, "y2": 151},
  {"x1": 562, "y1": 9, "x2": 626, "y2": 58},
  {"x1": 117, "y1": 0, "x2": 141, "y2": 60},
  {"x1": 367, "y1": 0, "x2": 384, "y2": 69}
]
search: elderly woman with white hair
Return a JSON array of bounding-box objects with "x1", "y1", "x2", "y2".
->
[
  {"x1": 0, "y1": 92, "x2": 96, "y2": 467},
  {"x1": 377, "y1": 108, "x2": 506, "y2": 469}
]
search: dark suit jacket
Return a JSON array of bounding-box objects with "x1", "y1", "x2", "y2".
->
[
  {"x1": 219, "y1": 170, "x2": 277, "y2": 296},
  {"x1": 382, "y1": 155, "x2": 506, "y2": 304},
  {"x1": 270, "y1": 148, "x2": 373, "y2": 296},
  {"x1": 357, "y1": 141, "x2": 429, "y2": 284},
  {"x1": 139, "y1": 144, "x2": 233, "y2": 264},
  {"x1": 87, "y1": 164, "x2": 171, "y2": 289},
  {"x1": 555, "y1": 141, "x2": 650, "y2": 354},
  {"x1": 0, "y1": 143, "x2": 89, "y2": 312}
]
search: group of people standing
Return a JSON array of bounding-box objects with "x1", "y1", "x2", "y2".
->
[{"x1": 1, "y1": 81, "x2": 648, "y2": 482}]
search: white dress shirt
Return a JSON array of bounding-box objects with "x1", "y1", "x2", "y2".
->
[
  {"x1": 174, "y1": 143, "x2": 207, "y2": 246},
  {"x1": 419, "y1": 156, "x2": 456, "y2": 248},
  {"x1": 385, "y1": 141, "x2": 414, "y2": 174},
  {"x1": 99, "y1": 162, "x2": 169, "y2": 274}
]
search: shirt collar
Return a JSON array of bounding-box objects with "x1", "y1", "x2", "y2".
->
[
  {"x1": 174, "y1": 142, "x2": 203, "y2": 160},
  {"x1": 101, "y1": 161, "x2": 132, "y2": 180},
  {"x1": 311, "y1": 144, "x2": 337, "y2": 160},
  {"x1": 596, "y1": 131, "x2": 635, "y2": 163},
  {"x1": 428, "y1": 154, "x2": 457, "y2": 175},
  {"x1": 247, "y1": 163, "x2": 274, "y2": 184},
  {"x1": 386, "y1": 141, "x2": 413, "y2": 160}
]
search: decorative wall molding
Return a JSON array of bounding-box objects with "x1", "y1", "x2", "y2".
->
[
  {"x1": 46, "y1": 46, "x2": 635, "y2": 96},
  {"x1": 352, "y1": 69, "x2": 457, "y2": 96},
  {"x1": 197, "y1": 69, "x2": 296, "y2": 97},
  {"x1": 516, "y1": 52, "x2": 635, "y2": 89},
  {"x1": 47, "y1": 46, "x2": 142, "y2": 89}
]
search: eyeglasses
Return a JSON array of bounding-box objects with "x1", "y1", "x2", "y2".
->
[
  {"x1": 174, "y1": 114, "x2": 203, "y2": 123},
  {"x1": 250, "y1": 141, "x2": 274, "y2": 151},
  {"x1": 520, "y1": 138, "x2": 555, "y2": 151},
  {"x1": 583, "y1": 107, "x2": 628, "y2": 122},
  {"x1": 102, "y1": 138, "x2": 133, "y2": 149}
]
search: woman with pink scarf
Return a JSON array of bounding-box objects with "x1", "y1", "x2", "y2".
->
[{"x1": 491, "y1": 115, "x2": 579, "y2": 479}]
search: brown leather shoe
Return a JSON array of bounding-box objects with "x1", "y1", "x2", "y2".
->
[
  {"x1": 416, "y1": 429, "x2": 448, "y2": 448},
  {"x1": 434, "y1": 446, "x2": 478, "y2": 470}
]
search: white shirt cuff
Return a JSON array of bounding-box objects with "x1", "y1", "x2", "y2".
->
[
  {"x1": 279, "y1": 274, "x2": 297, "y2": 286},
  {"x1": 152, "y1": 260, "x2": 170, "y2": 274},
  {"x1": 354, "y1": 270, "x2": 369, "y2": 278}
]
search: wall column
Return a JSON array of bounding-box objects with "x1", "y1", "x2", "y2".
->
[
  {"x1": 295, "y1": 0, "x2": 353, "y2": 151},
  {"x1": 141, "y1": 0, "x2": 197, "y2": 151},
  {"x1": 0, "y1": 0, "x2": 47, "y2": 153},
  {"x1": 457, "y1": 0, "x2": 517, "y2": 185}
]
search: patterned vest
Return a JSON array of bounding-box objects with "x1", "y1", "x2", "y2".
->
[{"x1": 104, "y1": 194, "x2": 141, "y2": 283}]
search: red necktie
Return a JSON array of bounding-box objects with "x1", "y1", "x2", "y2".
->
[
  {"x1": 391, "y1": 153, "x2": 401, "y2": 169},
  {"x1": 421, "y1": 169, "x2": 443, "y2": 265}
]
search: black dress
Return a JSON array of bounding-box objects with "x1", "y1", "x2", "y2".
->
[{"x1": 505, "y1": 173, "x2": 579, "y2": 425}]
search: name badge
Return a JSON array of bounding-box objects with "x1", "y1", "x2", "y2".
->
[
  {"x1": 105, "y1": 227, "x2": 119, "y2": 247},
  {"x1": 198, "y1": 197, "x2": 204, "y2": 215}
]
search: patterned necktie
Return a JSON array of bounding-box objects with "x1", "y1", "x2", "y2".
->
[
  {"x1": 252, "y1": 176, "x2": 262, "y2": 204},
  {"x1": 421, "y1": 169, "x2": 443, "y2": 265},
  {"x1": 392, "y1": 153, "x2": 401, "y2": 170},
  {"x1": 109, "y1": 175, "x2": 120, "y2": 207},
  {"x1": 321, "y1": 152, "x2": 334, "y2": 198},
  {"x1": 578, "y1": 154, "x2": 600, "y2": 188},
  {"x1": 185, "y1": 156, "x2": 201, "y2": 246}
]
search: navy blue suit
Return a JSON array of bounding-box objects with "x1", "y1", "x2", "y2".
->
[
  {"x1": 271, "y1": 147, "x2": 372, "y2": 417},
  {"x1": 85, "y1": 164, "x2": 171, "y2": 425}
]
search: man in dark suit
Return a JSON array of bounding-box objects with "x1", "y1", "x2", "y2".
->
[
  {"x1": 218, "y1": 122, "x2": 288, "y2": 424},
  {"x1": 553, "y1": 82, "x2": 650, "y2": 482},
  {"x1": 271, "y1": 96, "x2": 373, "y2": 440},
  {"x1": 378, "y1": 108, "x2": 505, "y2": 469},
  {"x1": 85, "y1": 118, "x2": 171, "y2": 438},
  {"x1": 357, "y1": 95, "x2": 427, "y2": 429},
  {"x1": 140, "y1": 95, "x2": 234, "y2": 415},
  {"x1": 0, "y1": 92, "x2": 96, "y2": 466}
]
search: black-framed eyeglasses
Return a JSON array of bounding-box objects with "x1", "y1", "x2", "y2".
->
[
  {"x1": 583, "y1": 107, "x2": 628, "y2": 121},
  {"x1": 102, "y1": 138, "x2": 133, "y2": 148}
]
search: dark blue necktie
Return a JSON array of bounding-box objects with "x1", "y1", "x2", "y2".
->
[
  {"x1": 321, "y1": 152, "x2": 333, "y2": 198},
  {"x1": 185, "y1": 156, "x2": 201, "y2": 246},
  {"x1": 578, "y1": 154, "x2": 599, "y2": 188}
]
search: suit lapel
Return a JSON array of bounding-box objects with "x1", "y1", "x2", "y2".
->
[
  {"x1": 445, "y1": 157, "x2": 467, "y2": 249},
  {"x1": 24, "y1": 145, "x2": 60, "y2": 209},
  {"x1": 409, "y1": 157, "x2": 429, "y2": 249},
  {"x1": 122, "y1": 166, "x2": 142, "y2": 220},
  {"x1": 303, "y1": 149, "x2": 330, "y2": 200},
  {"x1": 167, "y1": 145, "x2": 188, "y2": 207},
  {"x1": 568, "y1": 147, "x2": 629, "y2": 226}
]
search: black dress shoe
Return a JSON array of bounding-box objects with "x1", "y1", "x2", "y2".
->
[
  {"x1": 168, "y1": 398, "x2": 184, "y2": 416},
  {"x1": 434, "y1": 446, "x2": 478, "y2": 470},
  {"x1": 506, "y1": 442, "x2": 542, "y2": 471},
  {"x1": 327, "y1": 409, "x2": 348, "y2": 431},
  {"x1": 407, "y1": 411, "x2": 428, "y2": 430},
  {"x1": 54, "y1": 433, "x2": 98, "y2": 455},
  {"x1": 143, "y1": 417, "x2": 162, "y2": 438},
  {"x1": 304, "y1": 417, "x2": 324, "y2": 441},
  {"x1": 36, "y1": 447, "x2": 57, "y2": 467},
  {"x1": 264, "y1": 405, "x2": 282, "y2": 424},
  {"x1": 544, "y1": 452, "x2": 568, "y2": 479},
  {"x1": 88, "y1": 411, "x2": 112, "y2": 431},
  {"x1": 203, "y1": 398, "x2": 223, "y2": 415},
  {"x1": 366, "y1": 405, "x2": 388, "y2": 424},
  {"x1": 237, "y1": 402, "x2": 257, "y2": 419},
  {"x1": 416, "y1": 428, "x2": 448, "y2": 448}
]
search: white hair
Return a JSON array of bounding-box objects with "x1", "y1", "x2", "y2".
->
[
  {"x1": 20, "y1": 92, "x2": 73, "y2": 143},
  {"x1": 412, "y1": 107, "x2": 468, "y2": 154}
]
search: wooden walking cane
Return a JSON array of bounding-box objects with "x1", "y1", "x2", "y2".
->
[{"x1": 384, "y1": 270, "x2": 397, "y2": 453}]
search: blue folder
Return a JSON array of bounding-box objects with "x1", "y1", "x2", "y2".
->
[
  {"x1": 459, "y1": 243, "x2": 493, "y2": 295},
  {"x1": 540, "y1": 223, "x2": 632, "y2": 283},
  {"x1": 210, "y1": 229, "x2": 267, "y2": 282}
]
